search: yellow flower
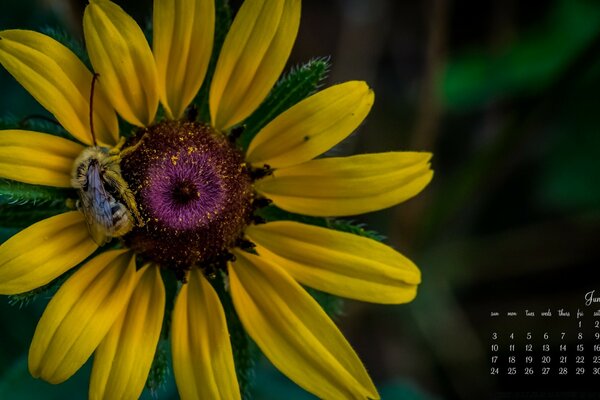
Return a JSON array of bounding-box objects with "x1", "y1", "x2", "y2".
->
[{"x1": 0, "y1": 0, "x2": 433, "y2": 399}]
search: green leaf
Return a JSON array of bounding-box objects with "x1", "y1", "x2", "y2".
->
[
  {"x1": 535, "y1": 58, "x2": 600, "y2": 213},
  {"x1": 0, "y1": 180, "x2": 70, "y2": 206},
  {"x1": 197, "y1": 0, "x2": 233, "y2": 122},
  {"x1": 0, "y1": 180, "x2": 71, "y2": 228},
  {"x1": 537, "y1": 129, "x2": 600, "y2": 212},
  {"x1": 0, "y1": 114, "x2": 72, "y2": 141},
  {"x1": 442, "y1": 0, "x2": 600, "y2": 110},
  {"x1": 237, "y1": 57, "x2": 330, "y2": 150}
]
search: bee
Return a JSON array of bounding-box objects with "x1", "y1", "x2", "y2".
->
[{"x1": 71, "y1": 73, "x2": 143, "y2": 245}]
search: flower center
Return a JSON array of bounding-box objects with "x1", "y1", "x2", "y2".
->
[
  {"x1": 120, "y1": 121, "x2": 253, "y2": 276},
  {"x1": 171, "y1": 181, "x2": 200, "y2": 204}
]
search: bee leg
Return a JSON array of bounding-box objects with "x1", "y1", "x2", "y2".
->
[
  {"x1": 108, "y1": 136, "x2": 143, "y2": 160},
  {"x1": 109, "y1": 137, "x2": 127, "y2": 155},
  {"x1": 119, "y1": 133, "x2": 148, "y2": 158},
  {"x1": 104, "y1": 138, "x2": 127, "y2": 165}
]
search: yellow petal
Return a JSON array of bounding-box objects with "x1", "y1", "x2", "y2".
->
[
  {"x1": 90, "y1": 263, "x2": 165, "y2": 400},
  {"x1": 246, "y1": 221, "x2": 420, "y2": 304},
  {"x1": 210, "y1": 0, "x2": 300, "y2": 130},
  {"x1": 154, "y1": 0, "x2": 215, "y2": 119},
  {"x1": 255, "y1": 152, "x2": 434, "y2": 217},
  {"x1": 229, "y1": 250, "x2": 379, "y2": 400},
  {"x1": 171, "y1": 268, "x2": 240, "y2": 400},
  {"x1": 246, "y1": 82, "x2": 374, "y2": 168},
  {"x1": 0, "y1": 30, "x2": 118, "y2": 146},
  {"x1": 0, "y1": 212, "x2": 97, "y2": 295},
  {"x1": 29, "y1": 250, "x2": 137, "y2": 384},
  {"x1": 0, "y1": 130, "x2": 83, "y2": 187},
  {"x1": 84, "y1": 0, "x2": 159, "y2": 126}
]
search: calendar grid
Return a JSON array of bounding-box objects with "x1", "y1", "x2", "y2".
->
[{"x1": 489, "y1": 303, "x2": 600, "y2": 391}]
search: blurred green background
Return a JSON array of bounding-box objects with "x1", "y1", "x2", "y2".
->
[{"x1": 1, "y1": 0, "x2": 600, "y2": 399}]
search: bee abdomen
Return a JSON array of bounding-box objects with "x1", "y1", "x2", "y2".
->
[{"x1": 111, "y1": 204, "x2": 134, "y2": 236}]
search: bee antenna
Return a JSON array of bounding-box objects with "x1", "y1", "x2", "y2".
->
[{"x1": 89, "y1": 73, "x2": 100, "y2": 146}]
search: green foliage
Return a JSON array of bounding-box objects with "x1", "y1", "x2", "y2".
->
[
  {"x1": 536, "y1": 58, "x2": 600, "y2": 212},
  {"x1": 305, "y1": 288, "x2": 344, "y2": 319},
  {"x1": 145, "y1": 340, "x2": 170, "y2": 395},
  {"x1": 7, "y1": 289, "x2": 45, "y2": 309},
  {"x1": 0, "y1": 180, "x2": 69, "y2": 207},
  {"x1": 0, "y1": 180, "x2": 71, "y2": 228},
  {"x1": 237, "y1": 58, "x2": 331, "y2": 150},
  {"x1": 538, "y1": 130, "x2": 600, "y2": 212},
  {"x1": 442, "y1": 0, "x2": 600, "y2": 110},
  {"x1": 197, "y1": 0, "x2": 233, "y2": 122}
]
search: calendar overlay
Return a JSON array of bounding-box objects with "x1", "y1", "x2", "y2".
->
[{"x1": 489, "y1": 290, "x2": 600, "y2": 391}]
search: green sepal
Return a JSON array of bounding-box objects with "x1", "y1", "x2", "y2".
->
[
  {"x1": 145, "y1": 339, "x2": 170, "y2": 395},
  {"x1": 0, "y1": 114, "x2": 72, "y2": 141},
  {"x1": 118, "y1": 116, "x2": 140, "y2": 141},
  {"x1": 236, "y1": 57, "x2": 331, "y2": 151},
  {"x1": 0, "y1": 204, "x2": 68, "y2": 229},
  {"x1": 0, "y1": 180, "x2": 71, "y2": 228},
  {"x1": 255, "y1": 204, "x2": 327, "y2": 227},
  {"x1": 210, "y1": 271, "x2": 257, "y2": 400},
  {"x1": 306, "y1": 287, "x2": 344, "y2": 319},
  {"x1": 326, "y1": 218, "x2": 387, "y2": 242},
  {"x1": 196, "y1": 0, "x2": 232, "y2": 123}
]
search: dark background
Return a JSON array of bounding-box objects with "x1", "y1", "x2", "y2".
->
[{"x1": 1, "y1": 0, "x2": 600, "y2": 398}]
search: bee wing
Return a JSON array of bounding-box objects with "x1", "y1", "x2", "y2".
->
[
  {"x1": 79, "y1": 162, "x2": 114, "y2": 246},
  {"x1": 103, "y1": 169, "x2": 142, "y2": 225}
]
